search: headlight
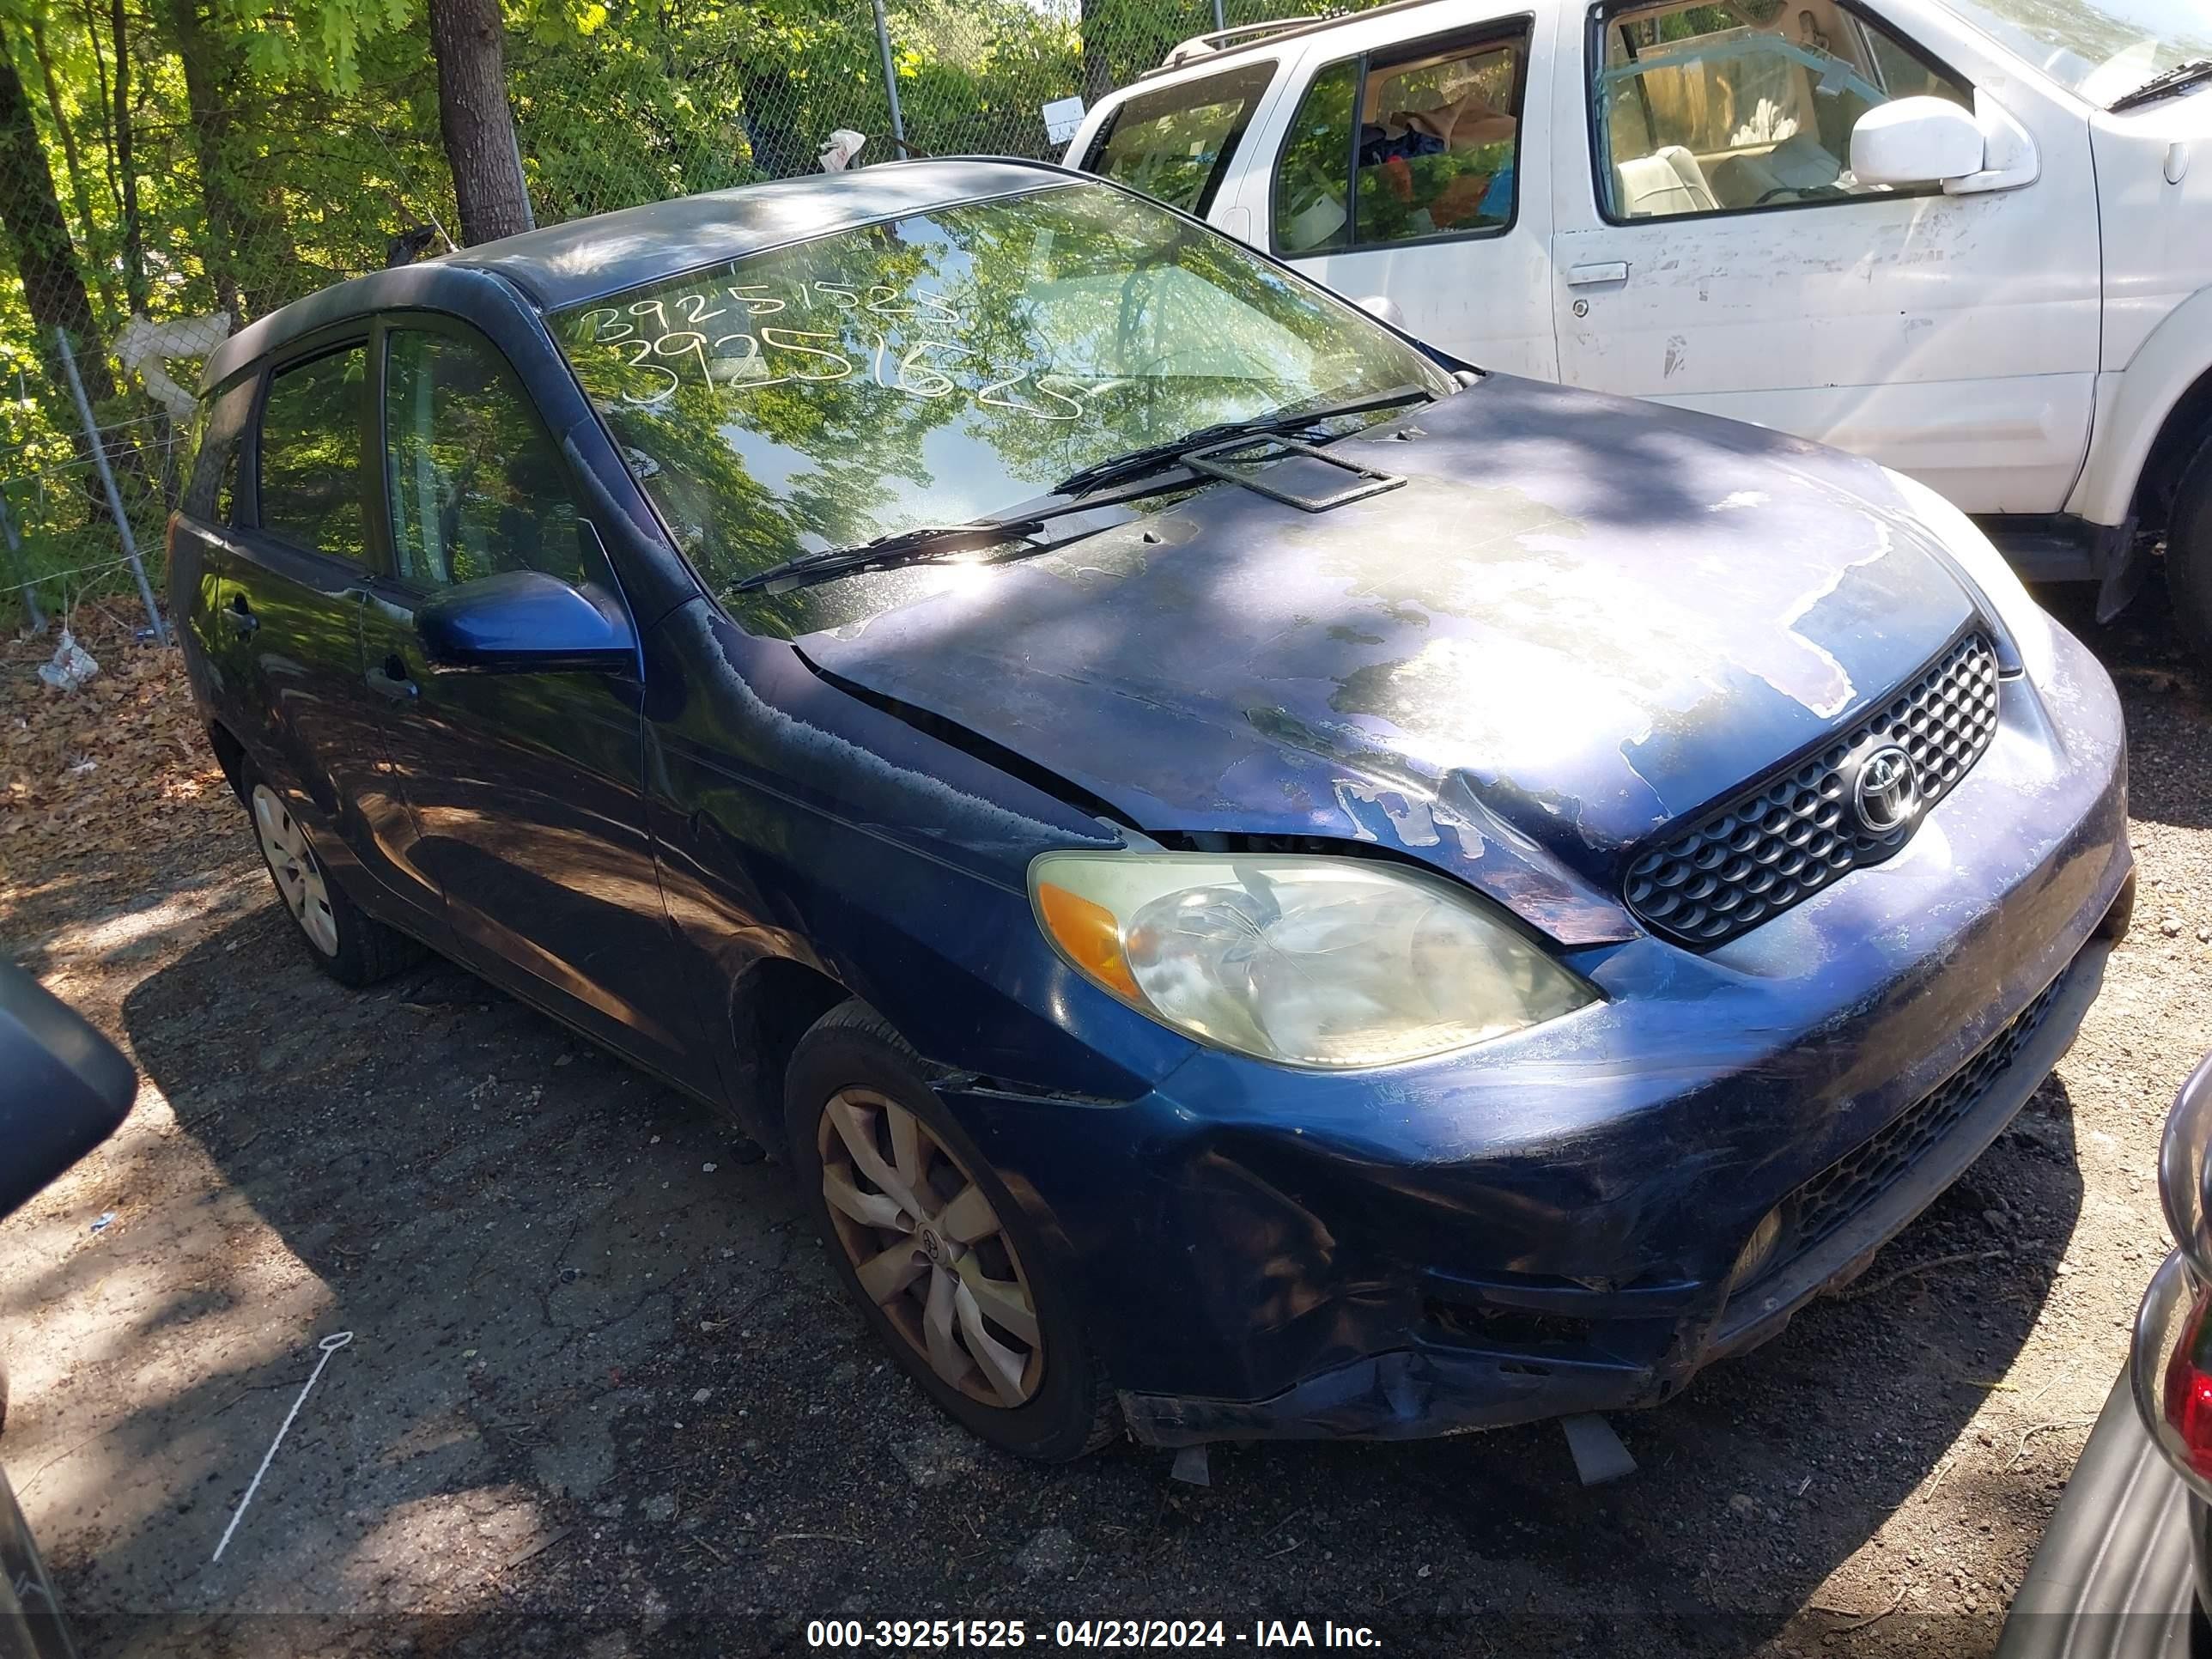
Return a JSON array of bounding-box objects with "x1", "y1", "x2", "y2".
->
[
  {"x1": 1029, "y1": 851, "x2": 1596, "y2": 1068},
  {"x1": 1883, "y1": 467, "x2": 2056, "y2": 684}
]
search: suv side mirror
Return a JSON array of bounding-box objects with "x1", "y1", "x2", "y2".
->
[
  {"x1": 416, "y1": 569, "x2": 637, "y2": 674},
  {"x1": 1850, "y1": 97, "x2": 1987, "y2": 186},
  {"x1": 1356, "y1": 295, "x2": 1407, "y2": 328}
]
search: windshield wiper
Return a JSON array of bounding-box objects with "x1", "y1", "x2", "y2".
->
[
  {"x1": 1049, "y1": 383, "x2": 1439, "y2": 497},
  {"x1": 732, "y1": 471, "x2": 1206, "y2": 594},
  {"x1": 2111, "y1": 58, "x2": 2212, "y2": 112},
  {"x1": 734, "y1": 383, "x2": 1443, "y2": 596}
]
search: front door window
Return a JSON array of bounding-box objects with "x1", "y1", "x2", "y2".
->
[
  {"x1": 1593, "y1": 0, "x2": 1969, "y2": 219},
  {"x1": 383, "y1": 330, "x2": 593, "y2": 589}
]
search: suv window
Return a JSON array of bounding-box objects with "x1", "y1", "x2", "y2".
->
[
  {"x1": 1594, "y1": 0, "x2": 1971, "y2": 220},
  {"x1": 257, "y1": 345, "x2": 368, "y2": 561},
  {"x1": 383, "y1": 329, "x2": 589, "y2": 588},
  {"x1": 1084, "y1": 61, "x2": 1277, "y2": 216},
  {"x1": 183, "y1": 378, "x2": 252, "y2": 524},
  {"x1": 1273, "y1": 30, "x2": 1528, "y2": 258},
  {"x1": 1274, "y1": 58, "x2": 1360, "y2": 253}
]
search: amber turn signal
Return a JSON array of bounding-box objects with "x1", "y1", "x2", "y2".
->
[{"x1": 1033, "y1": 880, "x2": 1144, "y2": 1002}]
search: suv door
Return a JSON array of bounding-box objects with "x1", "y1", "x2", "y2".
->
[
  {"x1": 1246, "y1": 14, "x2": 1556, "y2": 379},
  {"x1": 361, "y1": 316, "x2": 711, "y2": 1091},
  {"x1": 1551, "y1": 0, "x2": 2099, "y2": 514},
  {"x1": 209, "y1": 337, "x2": 446, "y2": 943}
]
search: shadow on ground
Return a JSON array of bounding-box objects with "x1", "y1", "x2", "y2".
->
[{"x1": 54, "y1": 886, "x2": 2085, "y2": 1655}]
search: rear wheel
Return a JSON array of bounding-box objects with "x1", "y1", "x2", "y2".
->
[
  {"x1": 242, "y1": 767, "x2": 422, "y2": 988},
  {"x1": 784, "y1": 1000, "x2": 1117, "y2": 1462},
  {"x1": 2162, "y1": 433, "x2": 2212, "y2": 664}
]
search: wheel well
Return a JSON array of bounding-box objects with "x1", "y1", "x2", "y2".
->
[
  {"x1": 2134, "y1": 365, "x2": 2212, "y2": 543},
  {"x1": 205, "y1": 721, "x2": 248, "y2": 803},
  {"x1": 725, "y1": 955, "x2": 850, "y2": 1156}
]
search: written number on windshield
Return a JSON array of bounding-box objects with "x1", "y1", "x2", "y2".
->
[{"x1": 572, "y1": 280, "x2": 1091, "y2": 422}]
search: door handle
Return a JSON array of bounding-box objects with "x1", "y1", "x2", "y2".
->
[
  {"x1": 366, "y1": 653, "x2": 418, "y2": 702},
  {"x1": 222, "y1": 594, "x2": 258, "y2": 634},
  {"x1": 1566, "y1": 262, "x2": 1630, "y2": 287}
]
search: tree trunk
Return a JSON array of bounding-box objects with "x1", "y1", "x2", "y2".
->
[
  {"x1": 29, "y1": 23, "x2": 97, "y2": 256},
  {"x1": 427, "y1": 0, "x2": 532, "y2": 246},
  {"x1": 737, "y1": 64, "x2": 807, "y2": 179},
  {"x1": 109, "y1": 0, "x2": 146, "y2": 314},
  {"x1": 1079, "y1": 0, "x2": 1115, "y2": 102},
  {"x1": 27, "y1": 17, "x2": 120, "y2": 320},
  {"x1": 0, "y1": 25, "x2": 118, "y2": 403},
  {"x1": 162, "y1": 0, "x2": 251, "y2": 321},
  {"x1": 79, "y1": 0, "x2": 118, "y2": 212}
]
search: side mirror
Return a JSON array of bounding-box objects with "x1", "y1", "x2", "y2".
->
[
  {"x1": 1356, "y1": 294, "x2": 1407, "y2": 328},
  {"x1": 416, "y1": 569, "x2": 637, "y2": 674},
  {"x1": 0, "y1": 961, "x2": 134, "y2": 1222},
  {"x1": 1850, "y1": 96, "x2": 1986, "y2": 186}
]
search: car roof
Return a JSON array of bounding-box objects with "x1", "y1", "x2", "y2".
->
[{"x1": 202, "y1": 157, "x2": 1072, "y2": 392}]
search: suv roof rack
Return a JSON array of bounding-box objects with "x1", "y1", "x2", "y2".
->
[
  {"x1": 1145, "y1": 0, "x2": 1447, "y2": 78},
  {"x1": 1158, "y1": 14, "x2": 1337, "y2": 70}
]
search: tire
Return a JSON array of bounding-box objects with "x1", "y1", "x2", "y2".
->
[
  {"x1": 240, "y1": 763, "x2": 423, "y2": 988},
  {"x1": 2163, "y1": 432, "x2": 2212, "y2": 665},
  {"x1": 783, "y1": 1000, "x2": 1118, "y2": 1462}
]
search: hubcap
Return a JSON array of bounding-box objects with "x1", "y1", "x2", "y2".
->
[
  {"x1": 252, "y1": 784, "x2": 339, "y2": 957},
  {"x1": 817, "y1": 1088, "x2": 1043, "y2": 1408}
]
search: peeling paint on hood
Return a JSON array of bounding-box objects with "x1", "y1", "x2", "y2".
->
[{"x1": 796, "y1": 374, "x2": 1979, "y2": 936}]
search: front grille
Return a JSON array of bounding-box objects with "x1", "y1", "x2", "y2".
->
[
  {"x1": 1624, "y1": 634, "x2": 2001, "y2": 947},
  {"x1": 1771, "y1": 969, "x2": 2065, "y2": 1278}
]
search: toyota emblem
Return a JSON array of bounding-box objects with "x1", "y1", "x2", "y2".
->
[{"x1": 1852, "y1": 744, "x2": 1920, "y2": 835}]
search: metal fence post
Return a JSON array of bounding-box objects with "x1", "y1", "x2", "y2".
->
[
  {"x1": 1213, "y1": 0, "x2": 1226, "y2": 32},
  {"x1": 0, "y1": 490, "x2": 45, "y2": 634},
  {"x1": 871, "y1": 0, "x2": 908, "y2": 150},
  {"x1": 52, "y1": 327, "x2": 169, "y2": 646}
]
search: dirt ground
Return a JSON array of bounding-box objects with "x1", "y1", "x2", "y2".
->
[{"x1": 1, "y1": 586, "x2": 2205, "y2": 1659}]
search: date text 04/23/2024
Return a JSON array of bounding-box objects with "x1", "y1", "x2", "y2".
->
[{"x1": 805, "y1": 1620, "x2": 1385, "y2": 1650}]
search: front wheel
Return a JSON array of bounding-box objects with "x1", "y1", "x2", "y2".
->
[
  {"x1": 783, "y1": 1000, "x2": 1118, "y2": 1462},
  {"x1": 2163, "y1": 433, "x2": 2212, "y2": 664}
]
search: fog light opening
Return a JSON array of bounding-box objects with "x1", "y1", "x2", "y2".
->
[{"x1": 1729, "y1": 1209, "x2": 1785, "y2": 1291}]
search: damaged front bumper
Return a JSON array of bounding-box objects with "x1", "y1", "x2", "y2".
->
[
  {"x1": 940, "y1": 625, "x2": 2131, "y2": 1446},
  {"x1": 1116, "y1": 939, "x2": 2107, "y2": 1446}
]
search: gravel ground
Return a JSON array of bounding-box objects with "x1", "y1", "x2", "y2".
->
[{"x1": 0, "y1": 586, "x2": 2205, "y2": 1659}]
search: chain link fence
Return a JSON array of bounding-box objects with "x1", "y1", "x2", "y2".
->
[{"x1": 2, "y1": 0, "x2": 1390, "y2": 635}]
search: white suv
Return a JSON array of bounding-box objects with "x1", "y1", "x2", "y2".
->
[{"x1": 1065, "y1": 0, "x2": 2212, "y2": 650}]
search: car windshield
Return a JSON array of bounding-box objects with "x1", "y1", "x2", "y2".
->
[
  {"x1": 1942, "y1": 0, "x2": 2212, "y2": 105},
  {"x1": 553, "y1": 181, "x2": 1451, "y2": 632}
]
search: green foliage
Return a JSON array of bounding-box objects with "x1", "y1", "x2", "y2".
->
[{"x1": 0, "y1": 0, "x2": 1394, "y2": 623}]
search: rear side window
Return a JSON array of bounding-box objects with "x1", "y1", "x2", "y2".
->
[
  {"x1": 182, "y1": 379, "x2": 252, "y2": 524},
  {"x1": 383, "y1": 328, "x2": 591, "y2": 589},
  {"x1": 1273, "y1": 27, "x2": 1530, "y2": 257},
  {"x1": 257, "y1": 346, "x2": 368, "y2": 562},
  {"x1": 1083, "y1": 61, "x2": 1277, "y2": 216}
]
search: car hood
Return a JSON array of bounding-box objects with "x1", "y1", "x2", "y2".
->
[{"x1": 795, "y1": 374, "x2": 1983, "y2": 944}]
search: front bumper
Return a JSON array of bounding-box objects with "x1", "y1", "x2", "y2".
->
[
  {"x1": 942, "y1": 623, "x2": 2131, "y2": 1444},
  {"x1": 1112, "y1": 939, "x2": 2112, "y2": 1445}
]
